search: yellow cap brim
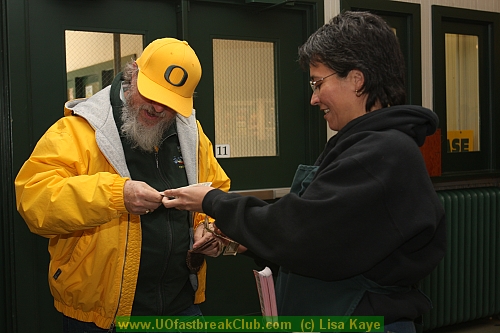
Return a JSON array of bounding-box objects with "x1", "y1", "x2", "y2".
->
[{"x1": 137, "y1": 71, "x2": 194, "y2": 118}]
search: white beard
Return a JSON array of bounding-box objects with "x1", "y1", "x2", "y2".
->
[{"x1": 120, "y1": 96, "x2": 175, "y2": 153}]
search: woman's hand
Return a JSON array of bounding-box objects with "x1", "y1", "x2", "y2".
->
[{"x1": 162, "y1": 185, "x2": 214, "y2": 212}]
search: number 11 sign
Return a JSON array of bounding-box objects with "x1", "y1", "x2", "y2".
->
[{"x1": 215, "y1": 144, "x2": 230, "y2": 158}]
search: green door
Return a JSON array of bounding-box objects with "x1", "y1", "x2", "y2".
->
[
  {"x1": 187, "y1": 1, "x2": 325, "y2": 190},
  {"x1": 7, "y1": 0, "x2": 323, "y2": 331},
  {"x1": 9, "y1": 1, "x2": 178, "y2": 332},
  {"x1": 183, "y1": 1, "x2": 324, "y2": 316}
]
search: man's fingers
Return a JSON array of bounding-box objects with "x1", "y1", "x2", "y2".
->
[{"x1": 124, "y1": 180, "x2": 165, "y2": 214}]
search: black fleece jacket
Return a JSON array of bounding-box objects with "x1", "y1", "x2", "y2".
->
[{"x1": 203, "y1": 105, "x2": 446, "y2": 320}]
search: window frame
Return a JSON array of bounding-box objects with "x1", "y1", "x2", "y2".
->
[{"x1": 432, "y1": 6, "x2": 500, "y2": 176}]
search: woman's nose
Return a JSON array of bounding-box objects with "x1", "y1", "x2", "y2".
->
[{"x1": 310, "y1": 93, "x2": 320, "y2": 106}]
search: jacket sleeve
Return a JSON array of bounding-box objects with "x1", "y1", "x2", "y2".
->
[
  {"x1": 202, "y1": 132, "x2": 445, "y2": 281},
  {"x1": 192, "y1": 120, "x2": 230, "y2": 227},
  {"x1": 14, "y1": 117, "x2": 129, "y2": 237}
]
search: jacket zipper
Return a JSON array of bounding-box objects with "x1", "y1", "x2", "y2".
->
[
  {"x1": 109, "y1": 214, "x2": 131, "y2": 332},
  {"x1": 154, "y1": 138, "x2": 174, "y2": 314},
  {"x1": 157, "y1": 210, "x2": 173, "y2": 314}
]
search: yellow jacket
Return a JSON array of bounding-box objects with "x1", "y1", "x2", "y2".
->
[{"x1": 14, "y1": 87, "x2": 230, "y2": 329}]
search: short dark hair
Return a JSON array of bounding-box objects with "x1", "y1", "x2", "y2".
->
[{"x1": 298, "y1": 11, "x2": 407, "y2": 111}]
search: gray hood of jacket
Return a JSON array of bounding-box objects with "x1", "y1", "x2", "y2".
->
[{"x1": 64, "y1": 86, "x2": 199, "y2": 184}]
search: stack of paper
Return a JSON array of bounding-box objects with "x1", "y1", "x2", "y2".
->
[{"x1": 253, "y1": 266, "x2": 278, "y2": 319}]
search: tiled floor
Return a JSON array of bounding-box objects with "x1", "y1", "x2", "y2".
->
[{"x1": 424, "y1": 317, "x2": 500, "y2": 332}]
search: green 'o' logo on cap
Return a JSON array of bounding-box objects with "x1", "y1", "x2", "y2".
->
[{"x1": 164, "y1": 65, "x2": 188, "y2": 87}]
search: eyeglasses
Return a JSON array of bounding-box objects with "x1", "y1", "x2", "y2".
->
[{"x1": 309, "y1": 72, "x2": 337, "y2": 93}]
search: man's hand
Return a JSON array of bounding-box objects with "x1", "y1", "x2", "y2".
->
[
  {"x1": 123, "y1": 180, "x2": 163, "y2": 215},
  {"x1": 213, "y1": 224, "x2": 248, "y2": 254},
  {"x1": 192, "y1": 223, "x2": 222, "y2": 257}
]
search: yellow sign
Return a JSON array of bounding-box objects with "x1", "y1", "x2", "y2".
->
[{"x1": 447, "y1": 130, "x2": 474, "y2": 152}]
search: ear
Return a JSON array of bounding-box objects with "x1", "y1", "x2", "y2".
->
[{"x1": 350, "y1": 69, "x2": 365, "y2": 92}]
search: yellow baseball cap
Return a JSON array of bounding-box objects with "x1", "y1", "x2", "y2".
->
[{"x1": 136, "y1": 38, "x2": 202, "y2": 117}]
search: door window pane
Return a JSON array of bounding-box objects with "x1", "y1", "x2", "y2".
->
[
  {"x1": 65, "y1": 31, "x2": 143, "y2": 100},
  {"x1": 212, "y1": 39, "x2": 277, "y2": 158},
  {"x1": 445, "y1": 33, "x2": 480, "y2": 153}
]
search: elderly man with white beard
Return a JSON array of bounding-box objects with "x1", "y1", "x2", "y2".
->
[{"x1": 15, "y1": 38, "x2": 230, "y2": 333}]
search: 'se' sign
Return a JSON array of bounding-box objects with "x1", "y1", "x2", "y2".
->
[{"x1": 164, "y1": 65, "x2": 188, "y2": 87}]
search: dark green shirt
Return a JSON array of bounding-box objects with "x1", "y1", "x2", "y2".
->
[{"x1": 110, "y1": 75, "x2": 193, "y2": 315}]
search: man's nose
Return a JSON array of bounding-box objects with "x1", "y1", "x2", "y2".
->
[{"x1": 151, "y1": 101, "x2": 167, "y2": 113}]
